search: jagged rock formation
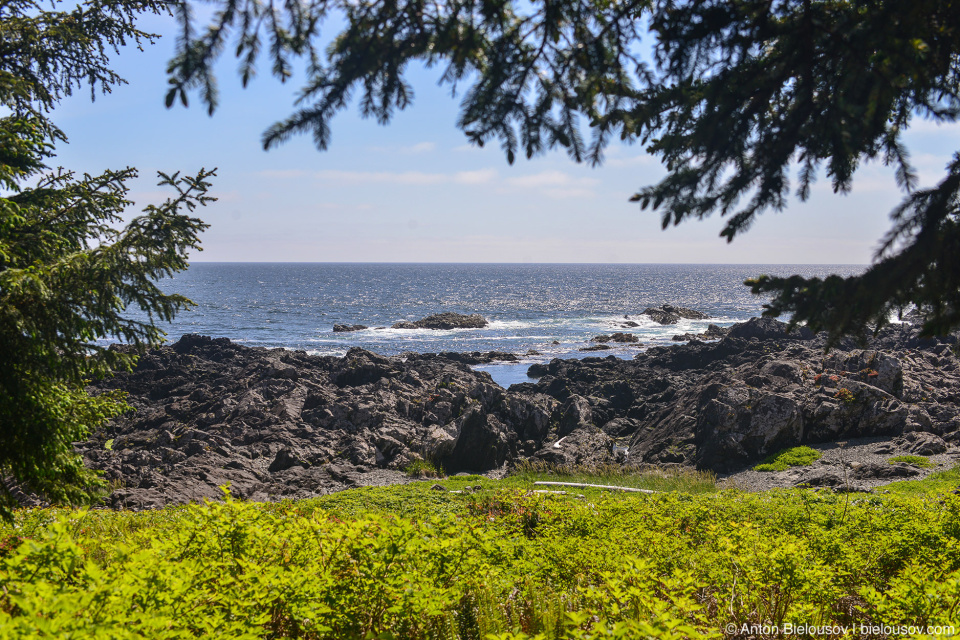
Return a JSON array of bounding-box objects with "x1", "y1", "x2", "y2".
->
[
  {"x1": 79, "y1": 318, "x2": 960, "y2": 509},
  {"x1": 82, "y1": 335, "x2": 549, "y2": 509},
  {"x1": 672, "y1": 324, "x2": 729, "y2": 342},
  {"x1": 522, "y1": 319, "x2": 960, "y2": 471}
]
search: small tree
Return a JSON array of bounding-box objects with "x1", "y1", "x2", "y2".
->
[
  {"x1": 167, "y1": 0, "x2": 960, "y2": 345},
  {"x1": 0, "y1": 0, "x2": 214, "y2": 518}
]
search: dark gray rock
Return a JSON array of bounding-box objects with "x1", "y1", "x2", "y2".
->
[
  {"x1": 853, "y1": 462, "x2": 922, "y2": 479},
  {"x1": 726, "y1": 317, "x2": 814, "y2": 341},
  {"x1": 71, "y1": 317, "x2": 960, "y2": 510},
  {"x1": 446, "y1": 405, "x2": 514, "y2": 472},
  {"x1": 673, "y1": 324, "x2": 729, "y2": 342},
  {"x1": 333, "y1": 324, "x2": 368, "y2": 332},
  {"x1": 896, "y1": 431, "x2": 948, "y2": 455},
  {"x1": 641, "y1": 304, "x2": 710, "y2": 325},
  {"x1": 392, "y1": 313, "x2": 488, "y2": 330}
]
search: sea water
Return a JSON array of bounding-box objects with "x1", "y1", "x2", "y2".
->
[{"x1": 114, "y1": 263, "x2": 863, "y2": 387}]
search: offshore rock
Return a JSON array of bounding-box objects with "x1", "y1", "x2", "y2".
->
[
  {"x1": 391, "y1": 313, "x2": 488, "y2": 330},
  {"x1": 641, "y1": 304, "x2": 710, "y2": 325},
  {"x1": 592, "y1": 333, "x2": 639, "y2": 344},
  {"x1": 333, "y1": 324, "x2": 368, "y2": 332}
]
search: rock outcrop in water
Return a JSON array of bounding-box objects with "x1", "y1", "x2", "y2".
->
[
  {"x1": 333, "y1": 324, "x2": 368, "y2": 332},
  {"x1": 75, "y1": 318, "x2": 960, "y2": 509},
  {"x1": 390, "y1": 313, "x2": 488, "y2": 330},
  {"x1": 640, "y1": 304, "x2": 711, "y2": 325}
]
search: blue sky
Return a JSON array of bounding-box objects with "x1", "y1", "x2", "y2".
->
[{"x1": 49, "y1": 11, "x2": 960, "y2": 263}]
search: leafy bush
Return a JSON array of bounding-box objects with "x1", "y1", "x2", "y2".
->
[
  {"x1": 889, "y1": 455, "x2": 936, "y2": 469},
  {"x1": 3, "y1": 478, "x2": 960, "y2": 637},
  {"x1": 754, "y1": 446, "x2": 823, "y2": 472}
]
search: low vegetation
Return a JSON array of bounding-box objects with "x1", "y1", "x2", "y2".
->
[
  {"x1": 753, "y1": 445, "x2": 823, "y2": 472},
  {"x1": 509, "y1": 460, "x2": 718, "y2": 494},
  {"x1": 1, "y1": 467, "x2": 959, "y2": 638},
  {"x1": 888, "y1": 455, "x2": 936, "y2": 469},
  {"x1": 405, "y1": 459, "x2": 442, "y2": 478}
]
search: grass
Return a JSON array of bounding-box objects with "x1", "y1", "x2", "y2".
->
[
  {"x1": 754, "y1": 445, "x2": 822, "y2": 471},
  {"x1": 404, "y1": 458, "x2": 441, "y2": 478},
  {"x1": 883, "y1": 464, "x2": 960, "y2": 496},
  {"x1": 888, "y1": 454, "x2": 936, "y2": 469},
  {"x1": 507, "y1": 459, "x2": 719, "y2": 494}
]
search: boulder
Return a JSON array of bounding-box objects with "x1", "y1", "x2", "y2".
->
[
  {"x1": 445, "y1": 405, "x2": 514, "y2": 472},
  {"x1": 533, "y1": 426, "x2": 616, "y2": 467},
  {"x1": 896, "y1": 431, "x2": 948, "y2": 455},
  {"x1": 726, "y1": 317, "x2": 813, "y2": 341}
]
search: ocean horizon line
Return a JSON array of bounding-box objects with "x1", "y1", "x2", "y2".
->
[{"x1": 185, "y1": 260, "x2": 868, "y2": 267}]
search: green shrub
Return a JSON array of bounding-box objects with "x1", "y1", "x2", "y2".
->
[
  {"x1": 4, "y1": 477, "x2": 960, "y2": 637},
  {"x1": 889, "y1": 455, "x2": 936, "y2": 469},
  {"x1": 754, "y1": 446, "x2": 822, "y2": 472},
  {"x1": 405, "y1": 458, "x2": 441, "y2": 478}
]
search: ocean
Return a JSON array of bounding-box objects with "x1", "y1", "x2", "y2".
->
[{"x1": 124, "y1": 263, "x2": 864, "y2": 386}]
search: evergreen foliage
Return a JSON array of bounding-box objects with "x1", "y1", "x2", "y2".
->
[
  {"x1": 0, "y1": 0, "x2": 214, "y2": 519},
  {"x1": 169, "y1": 0, "x2": 960, "y2": 344}
]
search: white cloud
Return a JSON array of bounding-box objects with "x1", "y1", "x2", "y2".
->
[
  {"x1": 454, "y1": 169, "x2": 498, "y2": 184},
  {"x1": 504, "y1": 170, "x2": 600, "y2": 197},
  {"x1": 407, "y1": 142, "x2": 436, "y2": 153},
  {"x1": 902, "y1": 119, "x2": 960, "y2": 136},
  {"x1": 307, "y1": 168, "x2": 498, "y2": 187},
  {"x1": 315, "y1": 170, "x2": 448, "y2": 186},
  {"x1": 258, "y1": 169, "x2": 310, "y2": 179},
  {"x1": 607, "y1": 154, "x2": 657, "y2": 168},
  {"x1": 547, "y1": 188, "x2": 597, "y2": 199},
  {"x1": 506, "y1": 170, "x2": 599, "y2": 188},
  {"x1": 368, "y1": 141, "x2": 437, "y2": 154}
]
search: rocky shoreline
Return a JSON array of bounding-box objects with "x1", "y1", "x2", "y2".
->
[{"x1": 62, "y1": 317, "x2": 960, "y2": 509}]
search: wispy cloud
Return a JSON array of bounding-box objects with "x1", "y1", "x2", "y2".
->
[
  {"x1": 258, "y1": 169, "x2": 310, "y2": 179},
  {"x1": 316, "y1": 170, "x2": 448, "y2": 186},
  {"x1": 369, "y1": 141, "x2": 437, "y2": 154},
  {"x1": 454, "y1": 169, "x2": 498, "y2": 184},
  {"x1": 504, "y1": 170, "x2": 599, "y2": 197},
  {"x1": 313, "y1": 168, "x2": 498, "y2": 186},
  {"x1": 606, "y1": 154, "x2": 657, "y2": 168},
  {"x1": 902, "y1": 119, "x2": 960, "y2": 136}
]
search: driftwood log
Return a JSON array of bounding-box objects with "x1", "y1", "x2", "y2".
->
[{"x1": 533, "y1": 481, "x2": 656, "y2": 494}]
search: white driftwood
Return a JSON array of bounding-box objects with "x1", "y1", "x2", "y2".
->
[{"x1": 533, "y1": 481, "x2": 656, "y2": 494}]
